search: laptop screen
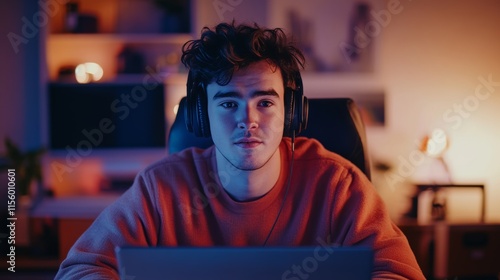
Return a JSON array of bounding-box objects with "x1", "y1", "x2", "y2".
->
[{"x1": 116, "y1": 246, "x2": 373, "y2": 280}]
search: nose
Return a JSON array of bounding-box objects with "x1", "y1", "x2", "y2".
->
[{"x1": 237, "y1": 105, "x2": 258, "y2": 131}]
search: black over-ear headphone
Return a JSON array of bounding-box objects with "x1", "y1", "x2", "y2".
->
[{"x1": 185, "y1": 70, "x2": 308, "y2": 138}]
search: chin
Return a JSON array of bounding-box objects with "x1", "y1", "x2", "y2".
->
[{"x1": 235, "y1": 163, "x2": 266, "y2": 171}]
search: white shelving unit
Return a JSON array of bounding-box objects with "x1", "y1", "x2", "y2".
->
[
  {"x1": 42, "y1": 0, "x2": 385, "y2": 196},
  {"x1": 43, "y1": 0, "x2": 193, "y2": 196},
  {"x1": 46, "y1": 0, "x2": 192, "y2": 82}
]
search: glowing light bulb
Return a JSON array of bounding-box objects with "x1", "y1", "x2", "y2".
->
[
  {"x1": 420, "y1": 128, "x2": 449, "y2": 158},
  {"x1": 75, "y1": 62, "x2": 104, "y2": 83}
]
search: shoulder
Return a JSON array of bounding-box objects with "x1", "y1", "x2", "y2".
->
[
  {"x1": 122, "y1": 146, "x2": 215, "y2": 203},
  {"x1": 282, "y1": 136, "x2": 370, "y2": 184},
  {"x1": 285, "y1": 137, "x2": 357, "y2": 168}
]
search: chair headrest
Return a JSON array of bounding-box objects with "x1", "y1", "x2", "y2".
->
[{"x1": 299, "y1": 98, "x2": 371, "y2": 179}]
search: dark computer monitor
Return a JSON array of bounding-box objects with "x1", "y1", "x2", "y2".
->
[{"x1": 49, "y1": 82, "x2": 166, "y2": 151}]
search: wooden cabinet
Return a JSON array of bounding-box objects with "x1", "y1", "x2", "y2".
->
[{"x1": 399, "y1": 221, "x2": 500, "y2": 279}]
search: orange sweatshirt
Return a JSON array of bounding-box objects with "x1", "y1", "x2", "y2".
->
[{"x1": 56, "y1": 137, "x2": 424, "y2": 279}]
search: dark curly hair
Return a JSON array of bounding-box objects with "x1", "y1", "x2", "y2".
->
[{"x1": 181, "y1": 22, "x2": 305, "y2": 89}]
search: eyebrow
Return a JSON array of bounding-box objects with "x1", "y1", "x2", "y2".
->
[{"x1": 212, "y1": 90, "x2": 279, "y2": 100}]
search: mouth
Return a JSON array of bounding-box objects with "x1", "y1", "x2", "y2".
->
[{"x1": 234, "y1": 137, "x2": 263, "y2": 148}]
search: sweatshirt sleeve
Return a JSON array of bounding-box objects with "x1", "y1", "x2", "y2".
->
[
  {"x1": 331, "y1": 168, "x2": 426, "y2": 280},
  {"x1": 54, "y1": 171, "x2": 160, "y2": 280}
]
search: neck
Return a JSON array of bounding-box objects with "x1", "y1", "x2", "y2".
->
[{"x1": 215, "y1": 148, "x2": 281, "y2": 202}]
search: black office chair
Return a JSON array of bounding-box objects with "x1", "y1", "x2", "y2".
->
[
  {"x1": 168, "y1": 97, "x2": 214, "y2": 153},
  {"x1": 168, "y1": 97, "x2": 371, "y2": 180}
]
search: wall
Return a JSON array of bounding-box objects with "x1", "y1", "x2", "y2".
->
[
  {"x1": 0, "y1": 0, "x2": 43, "y2": 153},
  {"x1": 374, "y1": 0, "x2": 500, "y2": 222},
  {"x1": 192, "y1": 0, "x2": 268, "y2": 33}
]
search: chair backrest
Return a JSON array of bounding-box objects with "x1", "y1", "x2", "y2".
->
[
  {"x1": 168, "y1": 97, "x2": 371, "y2": 180},
  {"x1": 300, "y1": 98, "x2": 371, "y2": 179}
]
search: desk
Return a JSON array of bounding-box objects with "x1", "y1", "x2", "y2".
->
[
  {"x1": 30, "y1": 194, "x2": 120, "y2": 263},
  {"x1": 415, "y1": 184, "x2": 486, "y2": 222},
  {"x1": 398, "y1": 220, "x2": 500, "y2": 279}
]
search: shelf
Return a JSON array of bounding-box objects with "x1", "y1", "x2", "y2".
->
[
  {"x1": 49, "y1": 73, "x2": 179, "y2": 85},
  {"x1": 31, "y1": 194, "x2": 121, "y2": 219},
  {"x1": 46, "y1": 36, "x2": 189, "y2": 81},
  {"x1": 49, "y1": 33, "x2": 193, "y2": 44},
  {"x1": 301, "y1": 72, "x2": 384, "y2": 96},
  {"x1": 48, "y1": 72, "x2": 384, "y2": 95}
]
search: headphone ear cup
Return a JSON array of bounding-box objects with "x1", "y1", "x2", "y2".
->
[
  {"x1": 195, "y1": 91, "x2": 211, "y2": 137},
  {"x1": 290, "y1": 90, "x2": 306, "y2": 135},
  {"x1": 294, "y1": 94, "x2": 308, "y2": 134},
  {"x1": 185, "y1": 72, "x2": 196, "y2": 133},
  {"x1": 185, "y1": 90, "x2": 196, "y2": 134},
  {"x1": 283, "y1": 88, "x2": 294, "y2": 137},
  {"x1": 301, "y1": 96, "x2": 309, "y2": 132},
  {"x1": 185, "y1": 73, "x2": 211, "y2": 138},
  {"x1": 284, "y1": 85, "x2": 308, "y2": 136}
]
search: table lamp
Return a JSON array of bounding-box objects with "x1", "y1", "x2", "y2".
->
[
  {"x1": 418, "y1": 128, "x2": 451, "y2": 221},
  {"x1": 419, "y1": 128, "x2": 452, "y2": 183}
]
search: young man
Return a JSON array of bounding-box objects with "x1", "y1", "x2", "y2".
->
[{"x1": 55, "y1": 22, "x2": 424, "y2": 279}]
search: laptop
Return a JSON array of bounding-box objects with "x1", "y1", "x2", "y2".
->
[{"x1": 116, "y1": 246, "x2": 373, "y2": 280}]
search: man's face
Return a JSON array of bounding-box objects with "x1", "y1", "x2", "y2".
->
[{"x1": 206, "y1": 60, "x2": 285, "y2": 171}]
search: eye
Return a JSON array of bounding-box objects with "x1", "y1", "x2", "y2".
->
[
  {"x1": 259, "y1": 100, "x2": 274, "y2": 107},
  {"x1": 220, "y1": 101, "x2": 237, "y2": 109}
]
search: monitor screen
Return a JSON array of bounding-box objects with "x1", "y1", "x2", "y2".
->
[{"x1": 49, "y1": 83, "x2": 166, "y2": 150}]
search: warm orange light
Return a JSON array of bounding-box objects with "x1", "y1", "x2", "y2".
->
[
  {"x1": 420, "y1": 128, "x2": 449, "y2": 158},
  {"x1": 75, "y1": 62, "x2": 104, "y2": 83}
]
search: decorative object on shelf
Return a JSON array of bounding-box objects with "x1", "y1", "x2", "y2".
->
[
  {"x1": 75, "y1": 62, "x2": 104, "y2": 83},
  {"x1": 153, "y1": 0, "x2": 191, "y2": 33},
  {"x1": 64, "y1": 1, "x2": 99, "y2": 33},
  {"x1": 287, "y1": 10, "x2": 323, "y2": 72},
  {"x1": 430, "y1": 188, "x2": 446, "y2": 221},
  {"x1": 156, "y1": 52, "x2": 181, "y2": 75},
  {"x1": 64, "y1": 1, "x2": 79, "y2": 33},
  {"x1": 57, "y1": 65, "x2": 78, "y2": 82},
  {"x1": 117, "y1": 46, "x2": 145, "y2": 74},
  {"x1": 342, "y1": 2, "x2": 374, "y2": 72},
  {"x1": 346, "y1": 2, "x2": 371, "y2": 62}
]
